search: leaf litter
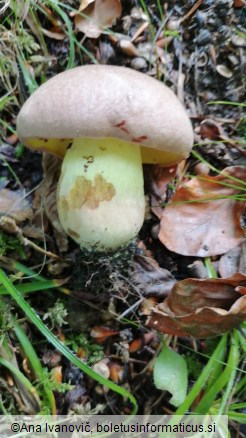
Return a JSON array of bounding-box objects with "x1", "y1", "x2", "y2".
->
[
  {"x1": 74, "y1": 0, "x2": 122, "y2": 38},
  {"x1": 158, "y1": 166, "x2": 246, "y2": 257},
  {"x1": 147, "y1": 274, "x2": 246, "y2": 338}
]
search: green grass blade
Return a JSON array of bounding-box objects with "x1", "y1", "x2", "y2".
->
[
  {"x1": 191, "y1": 149, "x2": 246, "y2": 187},
  {"x1": 0, "y1": 279, "x2": 66, "y2": 295},
  {"x1": 238, "y1": 331, "x2": 246, "y2": 353},
  {"x1": 229, "y1": 403, "x2": 246, "y2": 411},
  {"x1": 204, "y1": 257, "x2": 218, "y2": 279},
  {"x1": 208, "y1": 101, "x2": 246, "y2": 108},
  {"x1": 194, "y1": 331, "x2": 240, "y2": 414},
  {"x1": 0, "y1": 257, "x2": 72, "y2": 296},
  {"x1": 234, "y1": 374, "x2": 246, "y2": 394},
  {"x1": 227, "y1": 412, "x2": 246, "y2": 424},
  {"x1": 55, "y1": 2, "x2": 98, "y2": 64},
  {"x1": 175, "y1": 335, "x2": 227, "y2": 415},
  {"x1": 0, "y1": 356, "x2": 40, "y2": 405},
  {"x1": 13, "y1": 321, "x2": 56, "y2": 414},
  {"x1": 139, "y1": 0, "x2": 156, "y2": 40},
  {"x1": 217, "y1": 331, "x2": 241, "y2": 415},
  {"x1": 17, "y1": 52, "x2": 39, "y2": 94}
]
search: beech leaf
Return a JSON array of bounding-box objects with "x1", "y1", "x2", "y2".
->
[
  {"x1": 148, "y1": 274, "x2": 246, "y2": 338},
  {"x1": 153, "y1": 342, "x2": 188, "y2": 407},
  {"x1": 159, "y1": 166, "x2": 246, "y2": 257},
  {"x1": 75, "y1": 0, "x2": 122, "y2": 38}
]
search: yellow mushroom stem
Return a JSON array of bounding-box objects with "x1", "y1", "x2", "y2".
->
[{"x1": 57, "y1": 137, "x2": 145, "y2": 252}]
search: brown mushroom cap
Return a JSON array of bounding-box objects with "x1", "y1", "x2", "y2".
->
[{"x1": 17, "y1": 65, "x2": 193, "y2": 164}]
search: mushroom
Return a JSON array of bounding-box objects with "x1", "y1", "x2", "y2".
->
[{"x1": 17, "y1": 65, "x2": 193, "y2": 252}]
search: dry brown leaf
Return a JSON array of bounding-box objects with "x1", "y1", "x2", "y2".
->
[
  {"x1": 234, "y1": 0, "x2": 246, "y2": 7},
  {"x1": 42, "y1": 153, "x2": 68, "y2": 252},
  {"x1": 237, "y1": 286, "x2": 246, "y2": 295},
  {"x1": 0, "y1": 189, "x2": 32, "y2": 222},
  {"x1": 132, "y1": 256, "x2": 176, "y2": 298},
  {"x1": 90, "y1": 326, "x2": 119, "y2": 343},
  {"x1": 41, "y1": 28, "x2": 66, "y2": 40},
  {"x1": 119, "y1": 39, "x2": 139, "y2": 57},
  {"x1": 146, "y1": 164, "x2": 180, "y2": 199},
  {"x1": 79, "y1": 0, "x2": 95, "y2": 11},
  {"x1": 159, "y1": 166, "x2": 246, "y2": 257},
  {"x1": 166, "y1": 274, "x2": 246, "y2": 314},
  {"x1": 200, "y1": 118, "x2": 224, "y2": 140},
  {"x1": 21, "y1": 224, "x2": 48, "y2": 240},
  {"x1": 75, "y1": 0, "x2": 122, "y2": 38},
  {"x1": 147, "y1": 274, "x2": 246, "y2": 338},
  {"x1": 144, "y1": 164, "x2": 182, "y2": 220}
]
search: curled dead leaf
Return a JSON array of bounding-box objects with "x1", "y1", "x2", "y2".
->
[
  {"x1": 132, "y1": 256, "x2": 176, "y2": 298},
  {"x1": 144, "y1": 164, "x2": 181, "y2": 219},
  {"x1": 75, "y1": 0, "x2": 122, "y2": 38},
  {"x1": 147, "y1": 273, "x2": 246, "y2": 338},
  {"x1": 158, "y1": 166, "x2": 246, "y2": 257},
  {"x1": 200, "y1": 118, "x2": 224, "y2": 140},
  {"x1": 146, "y1": 164, "x2": 180, "y2": 199}
]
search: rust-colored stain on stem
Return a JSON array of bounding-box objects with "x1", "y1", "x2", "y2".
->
[{"x1": 60, "y1": 173, "x2": 116, "y2": 211}]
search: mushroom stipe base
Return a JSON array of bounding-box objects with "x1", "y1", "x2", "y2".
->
[{"x1": 70, "y1": 239, "x2": 138, "y2": 292}]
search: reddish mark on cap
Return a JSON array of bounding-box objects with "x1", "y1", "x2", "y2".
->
[
  {"x1": 113, "y1": 120, "x2": 129, "y2": 134},
  {"x1": 131, "y1": 135, "x2": 148, "y2": 143}
]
